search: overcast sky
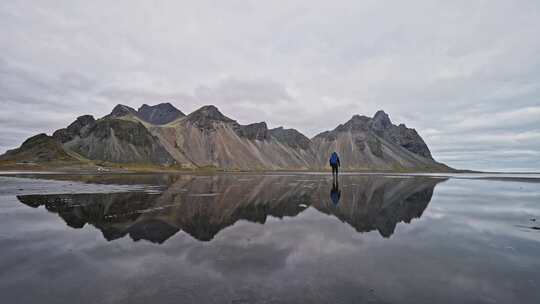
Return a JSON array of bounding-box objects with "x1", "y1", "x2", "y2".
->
[{"x1": 1, "y1": 0, "x2": 539, "y2": 171}]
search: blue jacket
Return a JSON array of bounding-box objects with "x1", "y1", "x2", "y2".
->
[{"x1": 329, "y1": 152, "x2": 340, "y2": 167}]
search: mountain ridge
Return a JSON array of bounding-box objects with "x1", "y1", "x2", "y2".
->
[{"x1": 1, "y1": 102, "x2": 453, "y2": 172}]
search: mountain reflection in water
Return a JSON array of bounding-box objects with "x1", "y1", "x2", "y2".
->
[{"x1": 16, "y1": 174, "x2": 446, "y2": 244}]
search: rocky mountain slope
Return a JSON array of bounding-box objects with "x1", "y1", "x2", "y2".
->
[
  {"x1": 1, "y1": 102, "x2": 452, "y2": 171},
  {"x1": 0, "y1": 133, "x2": 79, "y2": 163},
  {"x1": 52, "y1": 114, "x2": 174, "y2": 165},
  {"x1": 137, "y1": 103, "x2": 185, "y2": 125},
  {"x1": 151, "y1": 105, "x2": 319, "y2": 170},
  {"x1": 105, "y1": 102, "x2": 184, "y2": 124},
  {"x1": 312, "y1": 110, "x2": 449, "y2": 171}
]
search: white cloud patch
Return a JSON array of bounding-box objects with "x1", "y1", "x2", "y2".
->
[{"x1": 1, "y1": 0, "x2": 539, "y2": 171}]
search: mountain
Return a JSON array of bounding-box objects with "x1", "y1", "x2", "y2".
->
[
  {"x1": 312, "y1": 111, "x2": 450, "y2": 171},
  {"x1": 51, "y1": 113, "x2": 174, "y2": 165},
  {"x1": 0, "y1": 102, "x2": 453, "y2": 171},
  {"x1": 137, "y1": 103, "x2": 185, "y2": 125},
  {"x1": 151, "y1": 105, "x2": 318, "y2": 170},
  {"x1": 0, "y1": 133, "x2": 78, "y2": 163},
  {"x1": 268, "y1": 127, "x2": 312, "y2": 150},
  {"x1": 106, "y1": 102, "x2": 184, "y2": 124}
]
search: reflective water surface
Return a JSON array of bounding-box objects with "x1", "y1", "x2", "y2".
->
[{"x1": 0, "y1": 173, "x2": 539, "y2": 303}]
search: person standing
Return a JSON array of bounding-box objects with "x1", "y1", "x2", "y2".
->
[{"x1": 329, "y1": 151, "x2": 340, "y2": 179}]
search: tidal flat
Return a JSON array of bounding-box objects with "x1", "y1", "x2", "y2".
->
[{"x1": 0, "y1": 172, "x2": 539, "y2": 304}]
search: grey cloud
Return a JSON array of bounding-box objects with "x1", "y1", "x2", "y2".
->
[
  {"x1": 185, "y1": 241, "x2": 293, "y2": 277},
  {"x1": 97, "y1": 88, "x2": 196, "y2": 110},
  {"x1": 1, "y1": 0, "x2": 539, "y2": 171},
  {"x1": 97, "y1": 78, "x2": 294, "y2": 124},
  {"x1": 194, "y1": 77, "x2": 293, "y2": 104}
]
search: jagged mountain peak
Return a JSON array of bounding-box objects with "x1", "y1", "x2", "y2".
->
[
  {"x1": 137, "y1": 102, "x2": 185, "y2": 125},
  {"x1": 106, "y1": 103, "x2": 185, "y2": 125},
  {"x1": 109, "y1": 104, "x2": 137, "y2": 118},
  {"x1": 139, "y1": 102, "x2": 173, "y2": 109},
  {"x1": 20, "y1": 133, "x2": 51, "y2": 148},
  {"x1": 351, "y1": 114, "x2": 370, "y2": 121},
  {"x1": 186, "y1": 105, "x2": 235, "y2": 125},
  {"x1": 371, "y1": 110, "x2": 392, "y2": 131},
  {"x1": 193, "y1": 105, "x2": 224, "y2": 115},
  {"x1": 373, "y1": 109, "x2": 389, "y2": 118},
  {"x1": 53, "y1": 115, "x2": 96, "y2": 143},
  {"x1": 0, "y1": 133, "x2": 76, "y2": 163},
  {"x1": 74, "y1": 115, "x2": 96, "y2": 125},
  {"x1": 2, "y1": 105, "x2": 449, "y2": 171},
  {"x1": 335, "y1": 114, "x2": 371, "y2": 132},
  {"x1": 269, "y1": 127, "x2": 312, "y2": 150},
  {"x1": 310, "y1": 109, "x2": 441, "y2": 166},
  {"x1": 236, "y1": 122, "x2": 269, "y2": 140},
  {"x1": 138, "y1": 102, "x2": 181, "y2": 113},
  {"x1": 247, "y1": 121, "x2": 268, "y2": 129},
  {"x1": 329, "y1": 110, "x2": 393, "y2": 133}
]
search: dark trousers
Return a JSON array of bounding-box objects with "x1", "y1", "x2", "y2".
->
[{"x1": 331, "y1": 165, "x2": 339, "y2": 177}]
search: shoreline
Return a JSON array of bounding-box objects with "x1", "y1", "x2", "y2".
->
[{"x1": 1, "y1": 169, "x2": 539, "y2": 184}]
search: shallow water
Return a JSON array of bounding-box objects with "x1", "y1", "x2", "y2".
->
[{"x1": 0, "y1": 173, "x2": 539, "y2": 304}]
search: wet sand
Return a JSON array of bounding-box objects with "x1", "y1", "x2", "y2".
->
[{"x1": 0, "y1": 172, "x2": 539, "y2": 304}]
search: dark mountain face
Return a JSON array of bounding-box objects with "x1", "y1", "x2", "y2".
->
[
  {"x1": 312, "y1": 110, "x2": 437, "y2": 168},
  {"x1": 336, "y1": 115, "x2": 371, "y2": 132},
  {"x1": 53, "y1": 115, "x2": 175, "y2": 165},
  {"x1": 236, "y1": 122, "x2": 270, "y2": 140},
  {"x1": 53, "y1": 115, "x2": 96, "y2": 143},
  {"x1": 385, "y1": 124, "x2": 433, "y2": 159},
  {"x1": 0, "y1": 133, "x2": 76, "y2": 162},
  {"x1": 106, "y1": 103, "x2": 184, "y2": 125},
  {"x1": 137, "y1": 103, "x2": 185, "y2": 125},
  {"x1": 269, "y1": 127, "x2": 312, "y2": 150},
  {"x1": 185, "y1": 105, "x2": 236, "y2": 129},
  {"x1": 371, "y1": 110, "x2": 392, "y2": 131},
  {"x1": 108, "y1": 104, "x2": 138, "y2": 118},
  {"x1": 73, "y1": 119, "x2": 174, "y2": 165},
  {"x1": 365, "y1": 110, "x2": 433, "y2": 159},
  {"x1": 183, "y1": 106, "x2": 275, "y2": 142}
]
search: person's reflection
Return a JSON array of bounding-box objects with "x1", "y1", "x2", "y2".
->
[{"x1": 330, "y1": 179, "x2": 341, "y2": 206}]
